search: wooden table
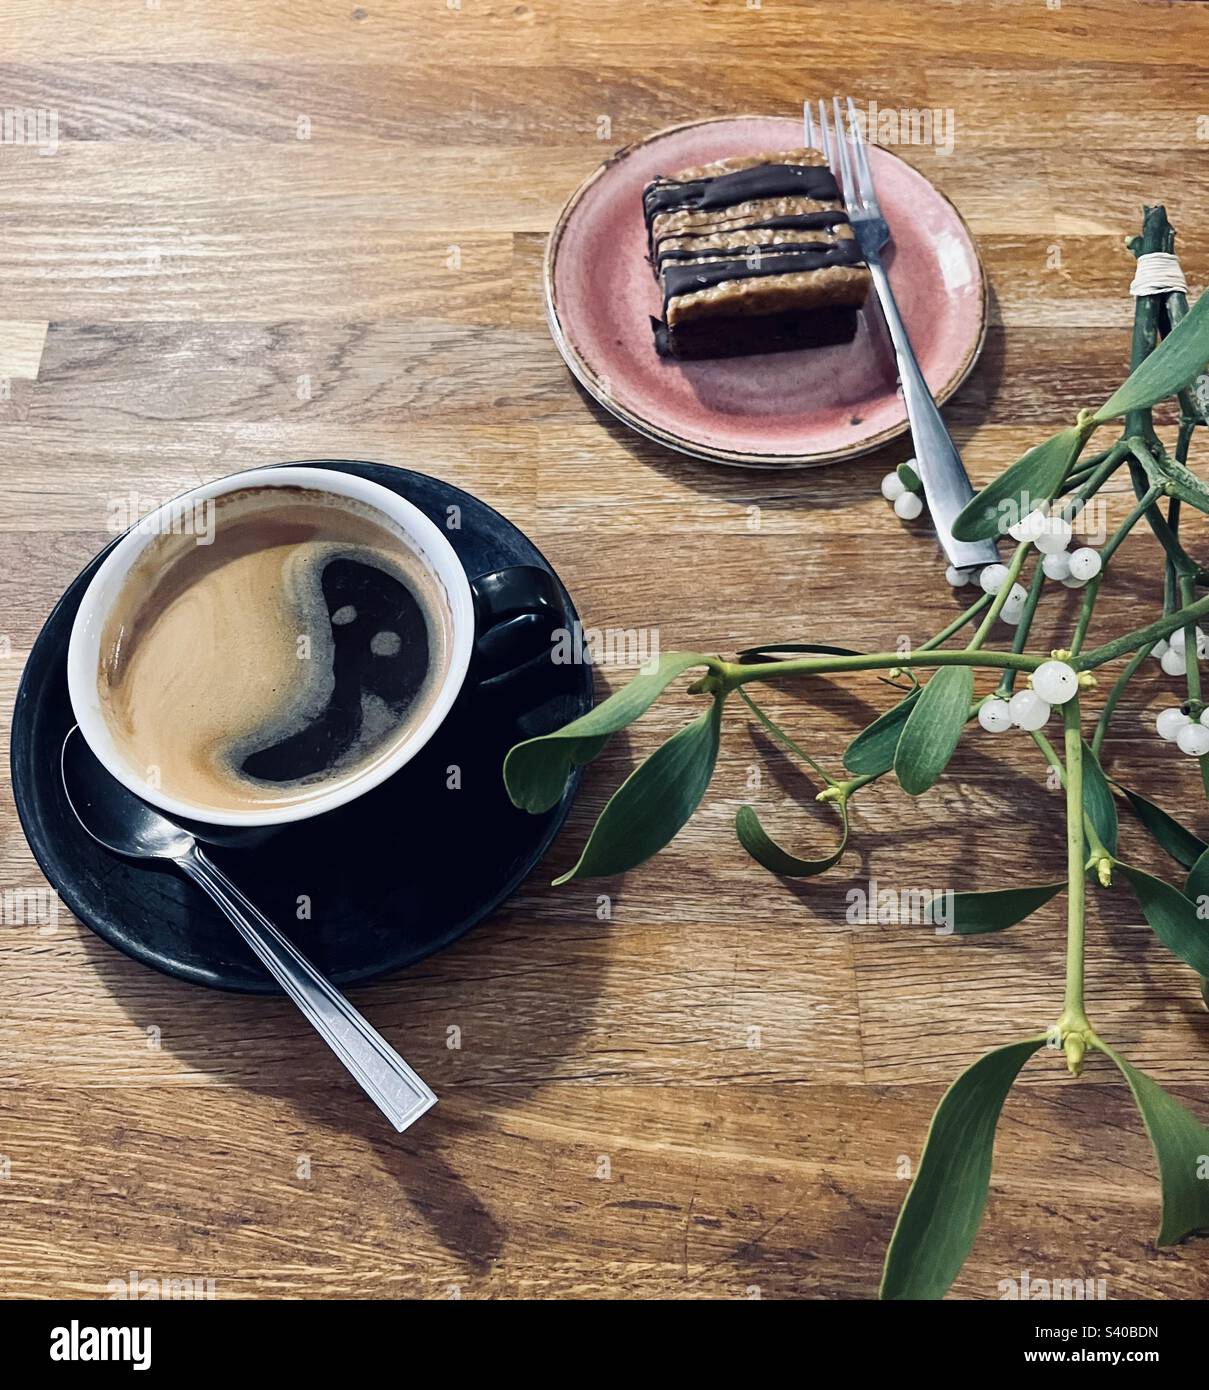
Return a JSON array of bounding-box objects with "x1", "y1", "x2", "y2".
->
[{"x1": 3, "y1": 0, "x2": 1209, "y2": 1301}]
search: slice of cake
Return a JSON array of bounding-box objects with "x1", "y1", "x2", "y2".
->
[{"x1": 642, "y1": 148, "x2": 871, "y2": 360}]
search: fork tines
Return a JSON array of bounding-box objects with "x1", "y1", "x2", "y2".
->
[{"x1": 802, "y1": 97, "x2": 877, "y2": 209}]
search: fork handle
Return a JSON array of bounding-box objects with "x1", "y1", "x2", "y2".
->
[
  {"x1": 866, "y1": 256, "x2": 999, "y2": 571},
  {"x1": 181, "y1": 846, "x2": 437, "y2": 1133}
]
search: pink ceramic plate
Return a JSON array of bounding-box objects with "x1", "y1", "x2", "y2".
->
[{"x1": 545, "y1": 116, "x2": 987, "y2": 468}]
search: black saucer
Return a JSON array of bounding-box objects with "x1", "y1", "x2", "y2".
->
[{"x1": 11, "y1": 461, "x2": 593, "y2": 992}]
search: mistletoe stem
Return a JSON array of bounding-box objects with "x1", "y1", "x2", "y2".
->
[
  {"x1": 1069, "y1": 482, "x2": 1162, "y2": 657},
  {"x1": 1059, "y1": 697, "x2": 1090, "y2": 1075},
  {"x1": 1059, "y1": 438, "x2": 1130, "y2": 508},
  {"x1": 969, "y1": 542, "x2": 1028, "y2": 649},
  {"x1": 1069, "y1": 582, "x2": 1100, "y2": 658},
  {"x1": 1063, "y1": 445, "x2": 1112, "y2": 486},
  {"x1": 1079, "y1": 588, "x2": 1209, "y2": 668},
  {"x1": 1124, "y1": 441, "x2": 1196, "y2": 576},
  {"x1": 919, "y1": 592, "x2": 991, "y2": 650},
  {"x1": 1124, "y1": 203, "x2": 1169, "y2": 449},
  {"x1": 736, "y1": 686, "x2": 836, "y2": 787},
  {"x1": 1030, "y1": 728, "x2": 1109, "y2": 865},
  {"x1": 721, "y1": 647, "x2": 1039, "y2": 690},
  {"x1": 1091, "y1": 640, "x2": 1155, "y2": 758},
  {"x1": 995, "y1": 561, "x2": 1048, "y2": 698},
  {"x1": 1101, "y1": 482, "x2": 1165, "y2": 566},
  {"x1": 1177, "y1": 573, "x2": 1209, "y2": 799},
  {"x1": 1180, "y1": 574, "x2": 1202, "y2": 710}
]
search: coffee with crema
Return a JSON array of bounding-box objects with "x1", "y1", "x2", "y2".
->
[{"x1": 97, "y1": 485, "x2": 453, "y2": 814}]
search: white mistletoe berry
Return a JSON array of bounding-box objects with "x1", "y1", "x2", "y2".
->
[
  {"x1": 1167, "y1": 626, "x2": 1205, "y2": 655},
  {"x1": 881, "y1": 471, "x2": 906, "y2": 501},
  {"x1": 979, "y1": 563, "x2": 1010, "y2": 596},
  {"x1": 1032, "y1": 660, "x2": 1079, "y2": 705},
  {"x1": 1042, "y1": 551, "x2": 1072, "y2": 582},
  {"x1": 1177, "y1": 723, "x2": 1209, "y2": 757},
  {"x1": 894, "y1": 490, "x2": 924, "y2": 521},
  {"x1": 1008, "y1": 509, "x2": 1049, "y2": 543},
  {"x1": 1034, "y1": 515, "x2": 1073, "y2": 555},
  {"x1": 1008, "y1": 688, "x2": 1051, "y2": 731},
  {"x1": 978, "y1": 698, "x2": 1013, "y2": 733},
  {"x1": 1157, "y1": 707, "x2": 1191, "y2": 741},
  {"x1": 1067, "y1": 547, "x2": 1102, "y2": 581},
  {"x1": 999, "y1": 584, "x2": 1029, "y2": 624},
  {"x1": 1161, "y1": 646, "x2": 1188, "y2": 677}
]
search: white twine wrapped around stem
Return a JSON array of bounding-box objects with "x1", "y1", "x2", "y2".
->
[{"x1": 1130, "y1": 250, "x2": 1188, "y2": 297}]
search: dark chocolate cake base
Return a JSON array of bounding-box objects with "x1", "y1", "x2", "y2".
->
[{"x1": 651, "y1": 305, "x2": 859, "y2": 361}]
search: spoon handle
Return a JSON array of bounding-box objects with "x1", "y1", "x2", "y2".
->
[{"x1": 181, "y1": 846, "x2": 437, "y2": 1133}]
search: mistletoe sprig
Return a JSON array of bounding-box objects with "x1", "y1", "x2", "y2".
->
[{"x1": 507, "y1": 205, "x2": 1209, "y2": 1299}]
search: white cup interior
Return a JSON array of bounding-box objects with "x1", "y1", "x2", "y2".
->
[{"x1": 66, "y1": 466, "x2": 476, "y2": 827}]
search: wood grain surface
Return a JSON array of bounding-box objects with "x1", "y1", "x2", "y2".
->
[{"x1": 3, "y1": 0, "x2": 1209, "y2": 1301}]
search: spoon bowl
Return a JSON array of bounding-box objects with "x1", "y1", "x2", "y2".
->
[{"x1": 62, "y1": 725, "x2": 194, "y2": 861}]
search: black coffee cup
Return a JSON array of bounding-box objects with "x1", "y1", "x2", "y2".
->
[{"x1": 66, "y1": 468, "x2": 568, "y2": 847}]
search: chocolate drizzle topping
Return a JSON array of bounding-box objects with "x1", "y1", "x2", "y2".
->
[
  {"x1": 642, "y1": 162, "x2": 842, "y2": 230},
  {"x1": 659, "y1": 240, "x2": 864, "y2": 305}
]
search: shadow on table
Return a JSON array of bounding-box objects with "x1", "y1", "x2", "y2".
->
[{"x1": 77, "y1": 732, "x2": 634, "y2": 1273}]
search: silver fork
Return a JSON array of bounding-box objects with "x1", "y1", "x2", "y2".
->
[{"x1": 805, "y1": 97, "x2": 997, "y2": 572}]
